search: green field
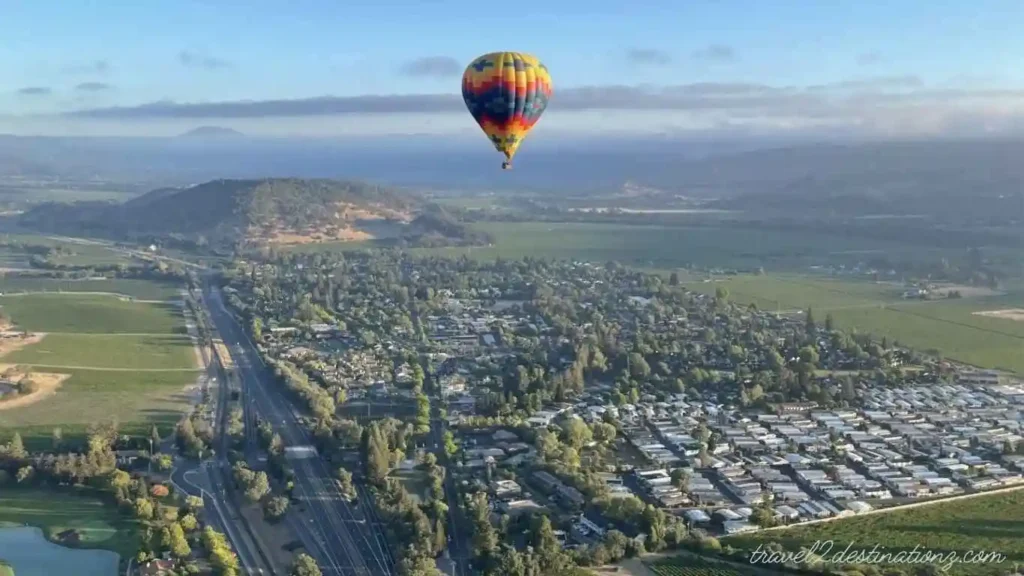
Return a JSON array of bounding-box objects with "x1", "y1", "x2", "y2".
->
[
  {"x1": 0, "y1": 234, "x2": 135, "y2": 268},
  {"x1": 684, "y1": 275, "x2": 1024, "y2": 375},
  {"x1": 649, "y1": 556, "x2": 757, "y2": 576},
  {"x1": 0, "y1": 368, "x2": 199, "y2": 448},
  {"x1": 0, "y1": 489, "x2": 138, "y2": 558},
  {"x1": 729, "y1": 489, "x2": 1024, "y2": 576},
  {"x1": 0, "y1": 293, "x2": 186, "y2": 334},
  {"x1": 0, "y1": 291, "x2": 199, "y2": 448},
  {"x1": 414, "y1": 222, "x2": 949, "y2": 270},
  {"x1": 0, "y1": 277, "x2": 182, "y2": 301},
  {"x1": 5, "y1": 333, "x2": 198, "y2": 370}
]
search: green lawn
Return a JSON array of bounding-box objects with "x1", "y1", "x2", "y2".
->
[
  {"x1": 0, "y1": 489, "x2": 138, "y2": 559},
  {"x1": 728, "y1": 489, "x2": 1024, "y2": 576},
  {"x1": 0, "y1": 368, "x2": 199, "y2": 449},
  {"x1": 0, "y1": 294, "x2": 186, "y2": 334},
  {"x1": 5, "y1": 333, "x2": 198, "y2": 370},
  {"x1": 0, "y1": 277, "x2": 183, "y2": 301}
]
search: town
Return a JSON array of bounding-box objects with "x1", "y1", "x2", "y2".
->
[{"x1": 222, "y1": 251, "x2": 1024, "y2": 575}]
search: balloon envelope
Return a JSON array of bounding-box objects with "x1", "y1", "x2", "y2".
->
[{"x1": 462, "y1": 52, "x2": 553, "y2": 167}]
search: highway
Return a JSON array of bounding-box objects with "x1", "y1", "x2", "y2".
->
[{"x1": 201, "y1": 278, "x2": 395, "y2": 576}]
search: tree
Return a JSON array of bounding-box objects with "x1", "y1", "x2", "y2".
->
[
  {"x1": 151, "y1": 484, "x2": 170, "y2": 498},
  {"x1": 263, "y1": 495, "x2": 290, "y2": 521},
  {"x1": 245, "y1": 471, "x2": 271, "y2": 503},
  {"x1": 670, "y1": 468, "x2": 690, "y2": 491},
  {"x1": 16, "y1": 465, "x2": 33, "y2": 484},
  {"x1": 180, "y1": 513, "x2": 199, "y2": 532},
  {"x1": 289, "y1": 553, "x2": 322, "y2": 576},
  {"x1": 561, "y1": 417, "x2": 593, "y2": 450},
  {"x1": 150, "y1": 425, "x2": 162, "y2": 451},
  {"x1": 825, "y1": 313, "x2": 835, "y2": 332},
  {"x1": 52, "y1": 427, "x2": 63, "y2": 451},
  {"x1": 443, "y1": 430, "x2": 458, "y2": 457},
  {"x1": 805, "y1": 308, "x2": 816, "y2": 334},
  {"x1": 591, "y1": 422, "x2": 617, "y2": 444},
  {"x1": 336, "y1": 468, "x2": 357, "y2": 501},
  {"x1": 154, "y1": 454, "x2": 174, "y2": 471},
  {"x1": 133, "y1": 498, "x2": 155, "y2": 520},
  {"x1": 165, "y1": 522, "x2": 191, "y2": 559},
  {"x1": 715, "y1": 286, "x2": 729, "y2": 304},
  {"x1": 6, "y1": 432, "x2": 26, "y2": 459}
]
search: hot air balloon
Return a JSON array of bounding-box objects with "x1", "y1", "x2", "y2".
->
[{"x1": 462, "y1": 52, "x2": 553, "y2": 170}]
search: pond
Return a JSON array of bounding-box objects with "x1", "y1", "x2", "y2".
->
[{"x1": 0, "y1": 527, "x2": 119, "y2": 576}]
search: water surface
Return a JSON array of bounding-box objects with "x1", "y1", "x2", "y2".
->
[{"x1": 0, "y1": 527, "x2": 118, "y2": 576}]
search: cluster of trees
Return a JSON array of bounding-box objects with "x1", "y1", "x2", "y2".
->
[
  {"x1": 202, "y1": 525, "x2": 242, "y2": 576},
  {"x1": 232, "y1": 462, "x2": 271, "y2": 503},
  {"x1": 232, "y1": 251, "x2": 935, "y2": 429},
  {"x1": 360, "y1": 419, "x2": 414, "y2": 486},
  {"x1": 268, "y1": 358, "x2": 336, "y2": 422},
  {"x1": 175, "y1": 411, "x2": 213, "y2": 459},
  {"x1": 0, "y1": 421, "x2": 239, "y2": 575}
]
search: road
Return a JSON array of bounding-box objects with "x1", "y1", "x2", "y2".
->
[
  {"x1": 201, "y1": 278, "x2": 395, "y2": 576},
  {"x1": 429, "y1": 410, "x2": 472, "y2": 576}
]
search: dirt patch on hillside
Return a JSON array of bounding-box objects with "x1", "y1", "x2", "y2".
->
[
  {"x1": 266, "y1": 227, "x2": 374, "y2": 245},
  {"x1": 335, "y1": 202, "x2": 413, "y2": 223},
  {"x1": 973, "y1": 309, "x2": 1024, "y2": 323},
  {"x1": 0, "y1": 332, "x2": 44, "y2": 356},
  {"x1": 0, "y1": 363, "x2": 70, "y2": 411},
  {"x1": 250, "y1": 201, "x2": 413, "y2": 245}
]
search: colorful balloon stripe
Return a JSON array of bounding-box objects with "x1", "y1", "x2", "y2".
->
[{"x1": 462, "y1": 52, "x2": 553, "y2": 168}]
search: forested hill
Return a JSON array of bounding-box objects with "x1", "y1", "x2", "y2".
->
[{"x1": 18, "y1": 178, "x2": 488, "y2": 249}]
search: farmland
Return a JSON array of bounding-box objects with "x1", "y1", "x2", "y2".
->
[
  {"x1": 0, "y1": 277, "x2": 182, "y2": 301},
  {"x1": 0, "y1": 368, "x2": 198, "y2": 446},
  {"x1": 0, "y1": 291, "x2": 199, "y2": 448},
  {"x1": 0, "y1": 488, "x2": 138, "y2": 558},
  {"x1": 684, "y1": 275, "x2": 1024, "y2": 375},
  {"x1": 728, "y1": 488, "x2": 1024, "y2": 576},
  {"x1": 415, "y1": 221, "x2": 952, "y2": 271},
  {"x1": 0, "y1": 293, "x2": 186, "y2": 334},
  {"x1": 0, "y1": 233, "x2": 135, "y2": 268},
  {"x1": 4, "y1": 333, "x2": 198, "y2": 371}
]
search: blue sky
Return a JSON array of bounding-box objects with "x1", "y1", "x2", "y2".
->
[{"x1": 2, "y1": 0, "x2": 1024, "y2": 137}]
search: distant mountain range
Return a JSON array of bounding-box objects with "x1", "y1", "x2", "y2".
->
[
  {"x1": 178, "y1": 126, "x2": 246, "y2": 138},
  {"x1": 1, "y1": 134, "x2": 1024, "y2": 205}
]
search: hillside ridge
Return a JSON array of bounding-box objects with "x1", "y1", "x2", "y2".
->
[{"x1": 18, "y1": 177, "x2": 485, "y2": 249}]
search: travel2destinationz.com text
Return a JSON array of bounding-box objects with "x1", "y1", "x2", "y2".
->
[{"x1": 749, "y1": 541, "x2": 1007, "y2": 572}]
